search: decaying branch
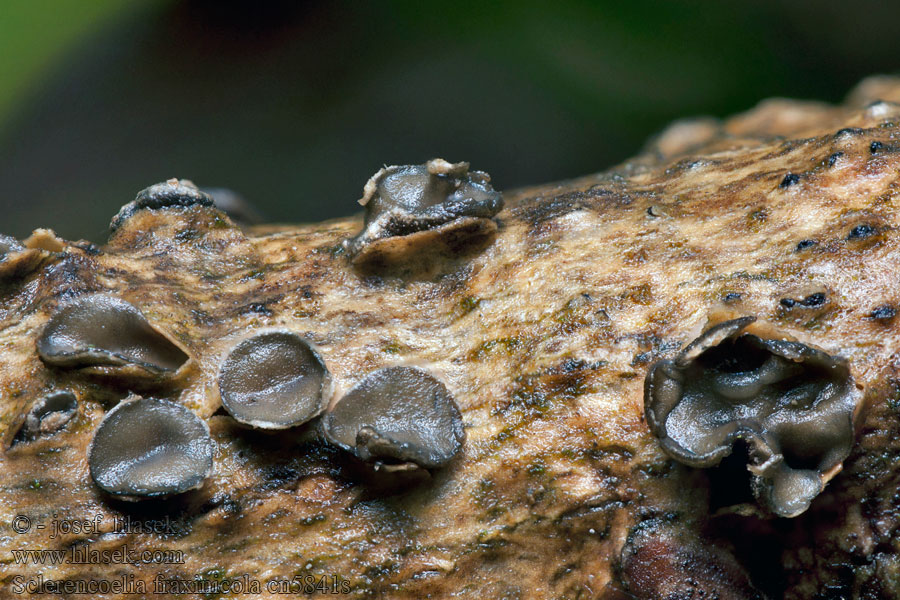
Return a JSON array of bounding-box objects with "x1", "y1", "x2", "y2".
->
[{"x1": 1, "y1": 76, "x2": 900, "y2": 598}]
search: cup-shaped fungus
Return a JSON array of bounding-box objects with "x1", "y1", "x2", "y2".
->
[
  {"x1": 644, "y1": 316, "x2": 861, "y2": 518},
  {"x1": 89, "y1": 396, "x2": 214, "y2": 499},
  {"x1": 218, "y1": 331, "x2": 330, "y2": 429},
  {"x1": 109, "y1": 178, "x2": 215, "y2": 234},
  {"x1": 15, "y1": 391, "x2": 78, "y2": 441},
  {"x1": 321, "y1": 366, "x2": 465, "y2": 473},
  {"x1": 37, "y1": 293, "x2": 190, "y2": 379},
  {"x1": 344, "y1": 159, "x2": 503, "y2": 267}
]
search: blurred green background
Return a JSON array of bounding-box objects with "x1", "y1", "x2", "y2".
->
[{"x1": 1, "y1": 0, "x2": 898, "y2": 240}]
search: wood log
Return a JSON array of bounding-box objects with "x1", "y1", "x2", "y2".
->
[{"x1": 1, "y1": 76, "x2": 900, "y2": 599}]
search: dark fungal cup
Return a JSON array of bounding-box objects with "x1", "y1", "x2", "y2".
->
[
  {"x1": 15, "y1": 390, "x2": 78, "y2": 441},
  {"x1": 321, "y1": 366, "x2": 465, "y2": 471},
  {"x1": 359, "y1": 159, "x2": 502, "y2": 224},
  {"x1": 344, "y1": 158, "x2": 503, "y2": 267},
  {"x1": 89, "y1": 396, "x2": 214, "y2": 499},
  {"x1": 37, "y1": 293, "x2": 190, "y2": 378},
  {"x1": 109, "y1": 178, "x2": 215, "y2": 234},
  {"x1": 644, "y1": 316, "x2": 861, "y2": 518},
  {"x1": 218, "y1": 330, "x2": 330, "y2": 429}
]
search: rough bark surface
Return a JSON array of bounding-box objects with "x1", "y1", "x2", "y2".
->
[{"x1": 1, "y1": 76, "x2": 900, "y2": 599}]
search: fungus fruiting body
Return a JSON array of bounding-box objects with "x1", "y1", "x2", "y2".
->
[
  {"x1": 15, "y1": 391, "x2": 78, "y2": 441},
  {"x1": 88, "y1": 396, "x2": 214, "y2": 499},
  {"x1": 109, "y1": 178, "x2": 215, "y2": 234},
  {"x1": 321, "y1": 366, "x2": 465, "y2": 472},
  {"x1": 644, "y1": 316, "x2": 861, "y2": 517},
  {"x1": 218, "y1": 330, "x2": 330, "y2": 429},
  {"x1": 36, "y1": 293, "x2": 190, "y2": 378},
  {"x1": 344, "y1": 159, "x2": 503, "y2": 267}
]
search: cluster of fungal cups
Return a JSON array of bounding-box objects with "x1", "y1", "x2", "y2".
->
[
  {"x1": 33, "y1": 296, "x2": 464, "y2": 500},
  {"x1": 644, "y1": 316, "x2": 861, "y2": 517},
  {"x1": 15, "y1": 167, "x2": 864, "y2": 519},
  {"x1": 19, "y1": 166, "x2": 488, "y2": 500},
  {"x1": 218, "y1": 329, "x2": 465, "y2": 478},
  {"x1": 217, "y1": 332, "x2": 465, "y2": 484},
  {"x1": 33, "y1": 291, "x2": 205, "y2": 498}
]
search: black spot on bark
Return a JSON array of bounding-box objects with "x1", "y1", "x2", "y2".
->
[
  {"x1": 796, "y1": 239, "x2": 817, "y2": 251},
  {"x1": 800, "y1": 292, "x2": 826, "y2": 307},
  {"x1": 780, "y1": 293, "x2": 826, "y2": 309},
  {"x1": 826, "y1": 152, "x2": 844, "y2": 168},
  {"x1": 779, "y1": 173, "x2": 800, "y2": 188},
  {"x1": 868, "y1": 305, "x2": 896, "y2": 320},
  {"x1": 847, "y1": 224, "x2": 876, "y2": 240},
  {"x1": 780, "y1": 298, "x2": 797, "y2": 308},
  {"x1": 241, "y1": 302, "x2": 273, "y2": 316}
]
